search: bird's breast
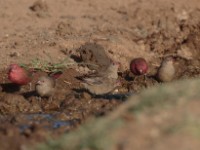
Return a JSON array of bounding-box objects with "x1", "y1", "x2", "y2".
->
[{"x1": 9, "y1": 71, "x2": 31, "y2": 85}]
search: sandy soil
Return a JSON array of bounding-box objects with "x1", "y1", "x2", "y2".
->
[{"x1": 1, "y1": 0, "x2": 200, "y2": 149}]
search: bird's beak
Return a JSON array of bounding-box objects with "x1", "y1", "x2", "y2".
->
[
  {"x1": 36, "y1": 80, "x2": 41, "y2": 85},
  {"x1": 116, "y1": 80, "x2": 122, "y2": 86},
  {"x1": 7, "y1": 66, "x2": 12, "y2": 73},
  {"x1": 116, "y1": 62, "x2": 121, "y2": 67}
]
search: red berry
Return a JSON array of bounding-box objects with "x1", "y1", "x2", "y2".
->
[
  {"x1": 8, "y1": 64, "x2": 31, "y2": 85},
  {"x1": 130, "y1": 58, "x2": 148, "y2": 75}
]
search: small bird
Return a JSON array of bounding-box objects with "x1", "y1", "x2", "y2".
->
[
  {"x1": 157, "y1": 57, "x2": 176, "y2": 82},
  {"x1": 79, "y1": 42, "x2": 111, "y2": 71},
  {"x1": 81, "y1": 77, "x2": 121, "y2": 95},
  {"x1": 85, "y1": 61, "x2": 120, "y2": 80},
  {"x1": 99, "y1": 61, "x2": 120, "y2": 79},
  {"x1": 35, "y1": 76, "x2": 56, "y2": 99},
  {"x1": 130, "y1": 58, "x2": 148, "y2": 75},
  {"x1": 8, "y1": 64, "x2": 32, "y2": 85}
]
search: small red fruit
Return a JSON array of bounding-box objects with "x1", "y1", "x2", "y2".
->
[
  {"x1": 130, "y1": 58, "x2": 148, "y2": 75},
  {"x1": 8, "y1": 64, "x2": 32, "y2": 85}
]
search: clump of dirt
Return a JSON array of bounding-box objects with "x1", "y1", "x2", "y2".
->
[
  {"x1": 0, "y1": 93, "x2": 31, "y2": 114},
  {"x1": 29, "y1": 0, "x2": 49, "y2": 18}
]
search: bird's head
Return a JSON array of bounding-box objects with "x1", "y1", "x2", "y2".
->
[
  {"x1": 161, "y1": 57, "x2": 176, "y2": 67},
  {"x1": 8, "y1": 64, "x2": 21, "y2": 73},
  {"x1": 137, "y1": 63, "x2": 148, "y2": 75},
  {"x1": 36, "y1": 76, "x2": 55, "y2": 87},
  {"x1": 36, "y1": 76, "x2": 47, "y2": 86},
  {"x1": 164, "y1": 56, "x2": 175, "y2": 63},
  {"x1": 111, "y1": 61, "x2": 121, "y2": 68},
  {"x1": 115, "y1": 80, "x2": 122, "y2": 87},
  {"x1": 130, "y1": 58, "x2": 148, "y2": 75}
]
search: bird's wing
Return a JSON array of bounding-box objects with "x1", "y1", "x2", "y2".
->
[
  {"x1": 48, "y1": 71, "x2": 63, "y2": 79},
  {"x1": 82, "y1": 77, "x2": 103, "y2": 85},
  {"x1": 76, "y1": 72, "x2": 102, "y2": 80}
]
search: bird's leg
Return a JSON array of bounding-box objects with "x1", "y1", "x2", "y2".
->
[
  {"x1": 36, "y1": 96, "x2": 42, "y2": 103},
  {"x1": 48, "y1": 95, "x2": 54, "y2": 103},
  {"x1": 143, "y1": 75, "x2": 148, "y2": 88},
  {"x1": 48, "y1": 96, "x2": 59, "y2": 108},
  {"x1": 144, "y1": 75, "x2": 147, "y2": 83},
  {"x1": 133, "y1": 76, "x2": 139, "y2": 82},
  {"x1": 29, "y1": 82, "x2": 32, "y2": 91}
]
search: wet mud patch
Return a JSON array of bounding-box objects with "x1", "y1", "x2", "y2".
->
[{"x1": 0, "y1": 68, "x2": 126, "y2": 149}]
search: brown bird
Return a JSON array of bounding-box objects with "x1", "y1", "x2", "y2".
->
[
  {"x1": 85, "y1": 61, "x2": 120, "y2": 80},
  {"x1": 8, "y1": 64, "x2": 32, "y2": 85},
  {"x1": 35, "y1": 76, "x2": 56, "y2": 99},
  {"x1": 130, "y1": 58, "x2": 148, "y2": 76},
  {"x1": 79, "y1": 42, "x2": 111, "y2": 71},
  {"x1": 82, "y1": 77, "x2": 121, "y2": 95},
  {"x1": 99, "y1": 61, "x2": 120, "y2": 79},
  {"x1": 157, "y1": 57, "x2": 176, "y2": 82}
]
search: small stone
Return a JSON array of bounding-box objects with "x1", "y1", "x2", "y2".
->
[
  {"x1": 9, "y1": 52, "x2": 20, "y2": 57},
  {"x1": 82, "y1": 92, "x2": 92, "y2": 99}
]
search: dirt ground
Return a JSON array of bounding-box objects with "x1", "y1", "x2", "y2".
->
[
  {"x1": 37, "y1": 78, "x2": 200, "y2": 150},
  {"x1": 1, "y1": 0, "x2": 200, "y2": 149}
]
